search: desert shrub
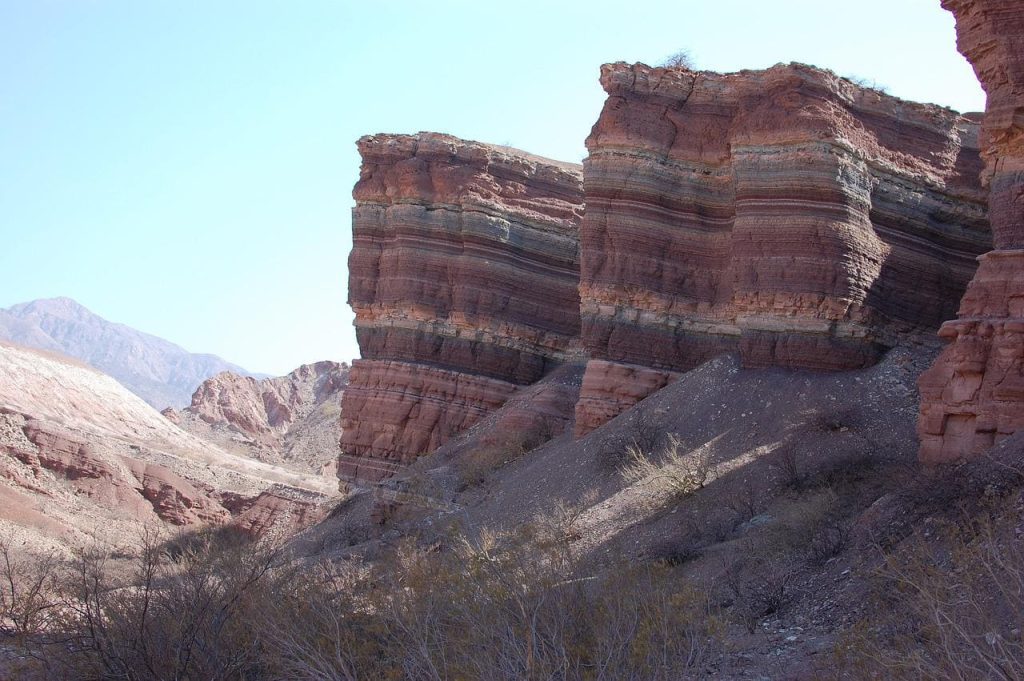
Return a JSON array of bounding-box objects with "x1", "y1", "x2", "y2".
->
[
  {"x1": 838, "y1": 514, "x2": 1024, "y2": 680},
  {"x1": 161, "y1": 523, "x2": 253, "y2": 560},
  {"x1": 623, "y1": 433, "x2": 712, "y2": 500},
  {"x1": 845, "y1": 74, "x2": 890, "y2": 94},
  {"x1": 457, "y1": 438, "x2": 521, "y2": 490},
  {"x1": 0, "y1": 539, "x2": 65, "y2": 645},
  {"x1": 769, "y1": 446, "x2": 807, "y2": 492},
  {"x1": 661, "y1": 49, "x2": 694, "y2": 69},
  {"x1": 720, "y1": 549, "x2": 801, "y2": 634},
  {"x1": 727, "y1": 479, "x2": 761, "y2": 523},
  {"x1": 456, "y1": 423, "x2": 556, "y2": 490},
  {"x1": 6, "y1": 513, "x2": 723, "y2": 680},
  {"x1": 55, "y1": 534, "x2": 281, "y2": 680}
]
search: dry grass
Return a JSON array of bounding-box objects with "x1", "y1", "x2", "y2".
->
[
  {"x1": 622, "y1": 433, "x2": 712, "y2": 500},
  {"x1": 1, "y1": 516, "x2": 724, "y2": 680},
  {"x1": 836, "y1": 507, "x2": 1024, "y2": 680}
]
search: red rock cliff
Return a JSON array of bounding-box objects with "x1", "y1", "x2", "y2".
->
[
  {"x1": 918, "y1": 0, "x2": 1024, "y2": 462},
  {"x1": 340, "y1": 133, "x2": 584, "y2": 482},
  {"x1": 577, "y1": 62, "x2": 991, "y2": 435}
]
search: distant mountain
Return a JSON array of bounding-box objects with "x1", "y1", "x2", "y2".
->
[{"x1": 0, "y1": 297, "x2": 260, "y2": 409}]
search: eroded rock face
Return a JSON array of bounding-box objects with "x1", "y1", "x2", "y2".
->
[
  {"x1": 0, "y1": 343, "x2": 337, "y2": 550},
  {"x1": 167, "y1": 361, "x2": 348, "y2": 474},
  {"x1": 340, "y1": 133, "x2": 584, "y2": 482},
  {"x1": 576, "y1": 62, "x2": 990, "y2": 434},
  {"x1": 919, "y1": 0, "x2": 1024, "y2": 463}
]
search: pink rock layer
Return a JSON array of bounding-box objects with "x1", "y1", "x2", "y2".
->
[
  {"x1": 185, "y1": 362, "x2": 347, "y2": 442},
  {"x1": 919, "y1": 0, "x2": 1024, "y2": 463},
  {"x1": 576, "y1": 61, "x2": 990, "y2": 434},
  {"x1": 339, "y1": 359, "x2": 519, "y2": 483},
  {"x1": 340, "y1": 133, "x2": 584, "y2": 482}
]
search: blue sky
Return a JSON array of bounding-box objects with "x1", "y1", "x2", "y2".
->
[{"x1": 0, "y1": 0, "x2": 985, "y2": 375}]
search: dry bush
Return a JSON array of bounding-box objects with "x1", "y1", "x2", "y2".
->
[
  {"x1": 837, "y1": 514, "x2": 1024, "y2": 680},
  {"x1": 5, "y1": 516, "x2": 723, "y2": 680},
  {"x1": 727, "y1": 479, "x2": 761, "y2": 523},
  {"x1": 532, "y1": 488, "x2": 599, "y2": 544},
  {"x1": 0, "y1": 539, "x2": 65, "y2": 645},
  {"x1": 661, "y1": 49, "x2": 694, "y2": 69},
  {"x1": 623, "y1": 433, "x2": 712, "y2": 500},
  {"x1": 770, "y1": 446, "x2": 807, "y2": 492},
  {"x1": 720, "y1": 549, "x2": 801, "y2": 634},
  {"x1": 457, "y1": 422, "x2": 556, "y2": 490}
]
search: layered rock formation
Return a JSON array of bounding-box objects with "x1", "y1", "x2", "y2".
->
[
  {"x1": 340, "y1": 133, "x2": 584, "y2": 482},
  {"x1": 0, "y1": 342, "x2": 337, "y2": 550},
  {"x1": 576, "y1": 62, "x2": 991, "y2": 434},
  {"x1": 918, "y1": 0, "x2": 1024, "y2": 462},
  {"x1": 165, "y1": 361, "x2": 348, "y2": 475}
]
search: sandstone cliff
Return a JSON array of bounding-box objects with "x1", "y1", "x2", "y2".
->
[
  {"x1": 165, "y1": 361, "x2": 348, "y2": 475},
  {"x1": 340, "y1": 132, "x2": 584, "y2": 482},
  {"x1": 918, "y1": 0, "x2": 1024, "y2": 462},
  {"x1": 576, "y1": 62, "x2": 991, "y2": 434},
  {"x1": 0, "y1": 343, "x2": 337, "y2": 550}
]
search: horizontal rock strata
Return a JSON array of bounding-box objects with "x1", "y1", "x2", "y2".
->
[
  {"x1": 576, "y1": 61, "x2": 990, "y2": 434},
  {"x1": 919, "y1": 0, "x2": 1024, "y2": 463},
  {"x1": 340, "y1": 133, "x2": 584, "y2": 482}
]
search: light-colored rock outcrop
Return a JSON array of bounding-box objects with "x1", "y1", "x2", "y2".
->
[
  {"x1": 340, "y1": 133, "x2": 584, "y2": 482},
  {"x1": 0, "y1": 342, "x2": 337, "y2": 550},
  {"x1": 576, "y1": 61, "x2": 990, "y2": 434},
  {"x1": 919, "y1": 0, "x2": 1024, "y2": 462}
]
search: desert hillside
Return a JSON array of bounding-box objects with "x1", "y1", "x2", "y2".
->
[
  {"x1": 0, "y1": 297, "x2": 258, "y2": 409},
  {"x1": 0, "y1": 342, "x2": 337, "y2": 552}
]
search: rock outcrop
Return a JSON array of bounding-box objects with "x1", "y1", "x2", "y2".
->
[
  {"x1": 576, "y1": 62, "x2": 991, "y2": 434},
  {"x1": 918, "y1": 0, "x2": 1024, "y2": 463},
  {"x1": 0, "y1": 342, "x2": 337, "y2": 550},
  {"x1": 165, "y1": 361, "x2": 348, "y2": 475},
  {"x1": 340, "y1": 133, "x2": 584, "y2": 482}
]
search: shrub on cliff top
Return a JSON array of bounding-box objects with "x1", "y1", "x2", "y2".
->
[{"x1": 660, "y1": 49, "x2": 694, "y2": 69}]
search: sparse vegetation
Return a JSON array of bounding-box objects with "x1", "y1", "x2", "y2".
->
[
  {"x1": 1, "y1": 519, "x2": 724, "y2": 681},
  {"x1": 623, "y1": 432, "x2": 712, "y2": 500},
  {"x1": 837, "y1": 510, "x2": 1024, "y2": 680},
  {"x1": 845, "y1": 74, "x2": 890, "y2": 94},
  {"x1": 660, "y1": 49, "x2": 694, "y2": 70}
]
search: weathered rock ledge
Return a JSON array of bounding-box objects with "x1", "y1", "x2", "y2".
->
[
  {"x1": 576, "y1": 61, "x2": 991, "y2": 434},
  {"x1": 919, "y1": 0, "x2": 1024, "y2": 463},
  {"x1": 340, "y1": 133, "x2": 585, "y2": 482}
]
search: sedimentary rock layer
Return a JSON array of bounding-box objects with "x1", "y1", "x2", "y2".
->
[
  {"x1": 577, "y1": 61, "x2": 990, "y2": 434},
  {"x1": 919, "y1": 0, "x2": 1024, "y2": 462},
  {"x1": 340, "y1": 133, "x2": 584, "y2": 481}
]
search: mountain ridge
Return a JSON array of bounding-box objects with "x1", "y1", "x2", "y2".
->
[{"x1": 0, "y1": 297, "x2": 261, "y2": 410}]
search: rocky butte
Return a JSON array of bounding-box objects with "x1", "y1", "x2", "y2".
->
[
  {"x1": 918, "y1": 0, "x2": 1024, "y2": 462},
  {"x1": 339, "y1": 65, "x2": 995, "y2": 482},
  {"x1": 575, "y1": 61, "x2": 991, "y2": 434},
  {"x1": 339, "y1": 133, "x2": 584, "y2": 482}
]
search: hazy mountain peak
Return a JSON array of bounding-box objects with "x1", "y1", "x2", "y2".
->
[{"x1": 0, "y1": 297, "x2": 259, "y2": 409}]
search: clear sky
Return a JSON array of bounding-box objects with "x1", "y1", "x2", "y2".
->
[{"x1": 0, "y1": 0, "x2": 985, "y2": 376}]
